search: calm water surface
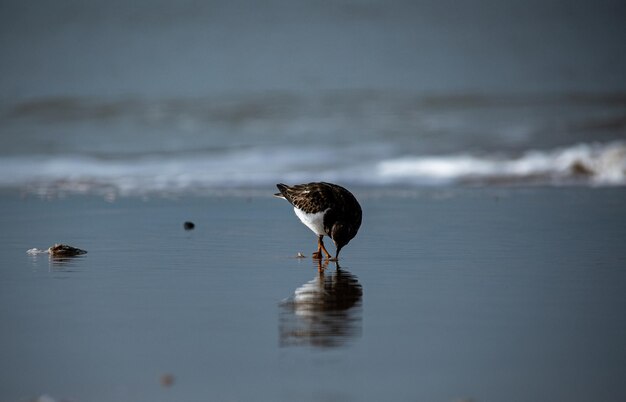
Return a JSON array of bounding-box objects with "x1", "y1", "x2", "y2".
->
[{"x1": 1, "y1": 188, "x2": 625, "y2": 402}]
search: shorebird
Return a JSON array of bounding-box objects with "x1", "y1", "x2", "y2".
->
[{"x1": 275, "y1": 182, "x2": 362, "y2": 260}]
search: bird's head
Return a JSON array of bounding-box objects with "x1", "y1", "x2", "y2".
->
[{"x1": 330, "y1": 221, "x2": 357, "y2": 259}]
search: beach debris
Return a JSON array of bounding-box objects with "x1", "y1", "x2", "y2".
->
[
  {"x1": 160, "y1": 373, "x2": 175, "y2": 388},
  {"x1": 183, "y1": 221, "x2": 195, "y2": 230},
  {"x1": 296, "y1": 252, "x2": 306, "y2": 258},
  {"x1": 48, "y1": 244, "x2": 87, "y2": 257},
  {"x1": 27, "y1": 244, "x2": 87, "y2": 257}
]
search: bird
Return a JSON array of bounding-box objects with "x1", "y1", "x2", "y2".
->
[{"x1": 274, "y1": 182, "x2": 362, "y2": 261}]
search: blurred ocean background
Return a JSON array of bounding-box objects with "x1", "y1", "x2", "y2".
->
[
  {"x1": 2, "y1": 3, "x2": 626, "y2": 401},
  {"x1": 1, "y1": 0, "x2": 625, "y2": 196}
]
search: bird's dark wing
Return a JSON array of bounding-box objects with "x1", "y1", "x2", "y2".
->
[{"x1": 275, "y1": 182, "x2": 337, "y2": 214}]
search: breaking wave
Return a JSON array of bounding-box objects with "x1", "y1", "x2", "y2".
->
[
  {"x1": 0, "y1": 142, "x2": 624, "y2": 196},
  {"x1": 376, "y1": 141, "x2": 626, "y2": 186}
]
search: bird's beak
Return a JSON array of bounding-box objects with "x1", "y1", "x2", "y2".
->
[{"x1": 335, "y1": 245, "x2": 342, "y2": 260}]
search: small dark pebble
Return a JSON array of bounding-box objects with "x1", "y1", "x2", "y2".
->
[
  {"x1": 160, "y1": 373, "x2": 175, "y2": 387},
  {"x1": 183, "y1": 221, "x2": 195, "y2": 230}
]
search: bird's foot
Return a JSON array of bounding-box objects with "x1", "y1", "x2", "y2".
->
[
  {"x1": 312, "y1": 251, "x2": 322, "y2": 260},
  {"x1": 328, "y1": 257, "x2": 339, "y2": 262}
]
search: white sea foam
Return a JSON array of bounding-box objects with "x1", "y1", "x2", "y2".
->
[
  {"x1": 376, "y1": 142, "x2": 626, "y2": 186},
  {"x1": 0, "y1": 142, "x2": 624, "y2": 196}
]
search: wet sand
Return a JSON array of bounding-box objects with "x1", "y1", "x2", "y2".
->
[{"x1": 1, "y1": 188, "x2": 625, "y2": 402}]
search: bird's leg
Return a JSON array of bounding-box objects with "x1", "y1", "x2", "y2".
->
[
  {"x1": 312, "y1": 235, "x2": 332, "y2": 259},
  {"x1": 312, "y1": 235, "x2": 323, "y2": 259},
  {"x1": 319, "y1": 237, "x2": 333, "y2": 259}
]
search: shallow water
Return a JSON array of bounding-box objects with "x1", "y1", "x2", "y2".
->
[{"x1": 1, "y1": 188, "x2": 625, "y2": 401}]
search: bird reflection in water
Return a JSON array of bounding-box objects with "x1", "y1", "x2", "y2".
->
[{"x1": 279, "y1": 260, "x2": 363, "y2": 348}]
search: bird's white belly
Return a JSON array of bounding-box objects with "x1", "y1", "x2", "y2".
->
[{"x1": 294, "y1": 207, "x2": 328, "y2": 236}]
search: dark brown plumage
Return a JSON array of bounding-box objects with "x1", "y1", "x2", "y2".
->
[{"x1": 275, "y1": 182, "x2": 362, "y2": 260}]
